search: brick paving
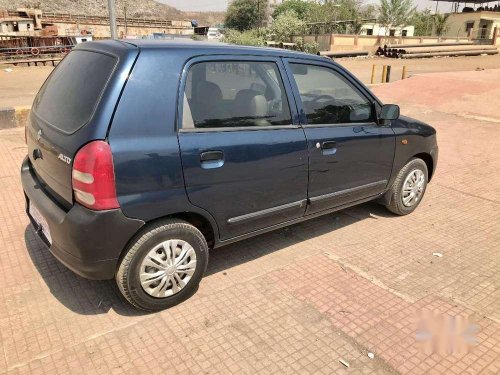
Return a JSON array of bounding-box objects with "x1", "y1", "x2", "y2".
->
[{"x1": 0, "y1": 69, "x2": 499, "y2": 374}]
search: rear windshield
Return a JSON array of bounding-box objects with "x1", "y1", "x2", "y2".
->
[{"x1": 32, "y1": 50, "x2": 117, "y2": 133}]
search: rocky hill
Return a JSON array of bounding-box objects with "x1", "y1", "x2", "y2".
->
[{"x1": 0, "y1": 0, "x2": 224, "y2": 25}]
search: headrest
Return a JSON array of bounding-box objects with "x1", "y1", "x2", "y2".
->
[
  {"x1": 233, "y1": 89, "x2": 268, "y2": 119},
  {"x1": 194, "y1": 81, "x2": 222, "y2": 104}
]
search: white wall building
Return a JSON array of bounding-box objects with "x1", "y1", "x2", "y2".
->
[
  {"x1": 0, "y1": 17, "x2": 35, "y2": 33},
  {"x1": 360, "y1": 23, "x2": 415, "y2": 37}
]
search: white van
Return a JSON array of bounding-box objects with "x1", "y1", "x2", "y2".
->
[{"x1": 207, "y1": 27, "x2": 221, "y2": 40}]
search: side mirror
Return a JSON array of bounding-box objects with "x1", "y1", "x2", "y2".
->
[{"x1": 379, "y1": 104, "x2": 400, "y2": 121}]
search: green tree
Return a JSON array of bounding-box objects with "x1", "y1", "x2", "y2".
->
[
  {"x1": 361, "y1": 3, "x2": 377, "y2": 20},
  {"x1": 304, "y1": 0, "x2": 374, "y2": 34},
  {"x1": 225, "y1": 0, "x2": 267, "y2": 31},
  {"x1": 306, "y1": 1, "x2": 342, "y2": 24},
  {"x1": 433, "y1": 12, "x2": 450, "y2": 36},
  {"x1": 378, "y1": 0, "x2": 416, "y2": 33},
  {"x1": 409, "y1": 9, "x2": 433, "y2": 36},
  {"x1": 272, "y1": 0, "x2": 312, "y2": 20},
  {"x1": 268, "y1": 10, "x2": 305, "y2": 42}
]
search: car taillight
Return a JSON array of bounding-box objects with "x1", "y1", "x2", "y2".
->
[{"x1": 72, "y1": 140, "x2": 119, "y2": 210}]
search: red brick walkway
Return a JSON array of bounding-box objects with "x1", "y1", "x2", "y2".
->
[{"x1": 0, "y1": 69, "x2": 499, "y2": 374}]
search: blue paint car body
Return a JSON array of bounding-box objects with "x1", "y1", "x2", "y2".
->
[{"x1": 21, "y1": 40, "x2": 438, "y2": 282}]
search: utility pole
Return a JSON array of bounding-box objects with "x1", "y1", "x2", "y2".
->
[
  {"x1": 107, "y1": 0, "x2": 118, "y2": 39},
  {"x1": 257, "y1": 0, "x2": 261, "y2": 36},
  {"x1": 124, "y1": 2, "x2": 128, "y2": 36}
]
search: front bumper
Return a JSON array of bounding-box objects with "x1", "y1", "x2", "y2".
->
[
  {"x1": 21, "y1": 157, "x2": 144, "y2": 280},
  {"x1": 430, "y1": 145, "x2": 439, "y2": 180}
]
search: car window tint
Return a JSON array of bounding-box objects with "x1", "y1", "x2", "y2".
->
[
  {"x1": 182, "y1": 61, "x2": 292, "y2": 129},
  {"x1": 32, "y1": 50, "x2": 117, "y2": 133},
  {"x1": 290, "y1": 63, "x2": 374, "y2": 125}
]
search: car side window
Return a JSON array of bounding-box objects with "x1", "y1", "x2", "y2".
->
[
  {"x1": 181, "y1": 61, "x2": 292, "y2": 129},
  {"x1": 290, "y1": 63, "x2": 374, "y2": 125}
]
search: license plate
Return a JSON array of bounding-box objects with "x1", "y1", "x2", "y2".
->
[{"x1": 29, "y1": 202, "x2": 52, "y2": 245}]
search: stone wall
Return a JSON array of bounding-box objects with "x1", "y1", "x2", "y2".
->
[
  {"x1": 293, "y1": 33, "x2": 473, "y2": 53},
  {"x1": 0, "y1": 106, "x2": 30, "y2": 130}
]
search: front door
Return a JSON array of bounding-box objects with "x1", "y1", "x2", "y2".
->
[
  {"x1": 284, "y1": 59, "x2": 395, "y2": 214},
  {"x1": 178, "y1": 57, "x2": 308, "y2": 240}
]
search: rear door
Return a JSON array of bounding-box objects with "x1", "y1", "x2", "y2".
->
[
  {"x1": 27, "y1": 44, "x2": 137, "y2": 208},
  {"x1": 284, "y1": 59, "x2": 395, "y2": 214},
  {"x1": 177, "y1": 56, "x2": 308, "y2": 240}
]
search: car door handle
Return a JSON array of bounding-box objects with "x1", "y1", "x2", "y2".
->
[
  {"x1": 319, "y1": 141, "x2": 337, "y2": 155},
  {"x1": 321, "y1": 141, "x2": 337, "y2": 149},
  {"x1": 200, "y1": 150, "x2": 224, "y2": 169}
]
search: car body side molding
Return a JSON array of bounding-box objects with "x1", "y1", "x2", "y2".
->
[
  {"x1": 227, "y1": 200, "x2": 307, "y2": 225},
  {"x1": 309, "y1": 180, "x2": 388, "y2": 203}
]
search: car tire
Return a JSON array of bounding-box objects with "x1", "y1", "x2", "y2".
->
[
  {"x1": 116, "y1": 219, "x2": 209, "y2": 311},
  {"x1": 386, "y1": 158, "x2": 428, "y2": 216}
]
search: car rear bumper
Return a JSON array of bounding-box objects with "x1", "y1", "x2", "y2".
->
[{"x1": 21, "y1": 156, "x2": 144, "y2": 280}]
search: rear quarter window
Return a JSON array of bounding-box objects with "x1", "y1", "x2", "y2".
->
[{"x1": 32, "y1": 50, "x2": 117, "y2": 133}]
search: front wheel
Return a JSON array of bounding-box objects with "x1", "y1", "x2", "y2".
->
[
  {"x1": 386, "y1": 158, "x2": 428, "y2": 215},
  {"x1": 116, "y1": 219, "x2": 209, "y2": 311}
]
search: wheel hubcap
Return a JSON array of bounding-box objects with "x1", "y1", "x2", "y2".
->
[
  {"x1": 402, "y1": 169, "x2": 425, "y2": 207},
  {"x1": 140, "y1": 239, "x2": 197, "y2": 298}
]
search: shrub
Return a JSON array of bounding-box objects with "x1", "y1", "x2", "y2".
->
[
  {"x1": 295, "y1": 37, "x2": 320, "y2": 55},
  {"x1": 267, "y1": 10, "x2": 305, "y2": 43},
  {"x1": 222, "y1": 29, "x2": 265, "y2": 47}
]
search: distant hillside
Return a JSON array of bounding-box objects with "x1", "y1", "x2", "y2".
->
[{"x1": 0, "y1": 0, "x2": 224, "y2": 25}]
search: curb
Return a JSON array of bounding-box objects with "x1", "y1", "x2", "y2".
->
[{"x1": 0, "y1": 106, "x2": 31, "y2": 130}]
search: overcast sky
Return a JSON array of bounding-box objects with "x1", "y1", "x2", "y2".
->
[
  {"x1": 160, "y1": 0, "x2": 229, "y2": 11},
  {"x1": 159, "y1": 0, "x2": 459, "y2": 13}
]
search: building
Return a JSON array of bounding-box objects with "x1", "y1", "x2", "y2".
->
[
  {"x1": 437, "y1": 10, "x2": 500, "y2": 40},
  {"x1": 0, "y1": 9, "x2": 40, "y2": 35},
  {"x1": 0, "y1": 17, "x2": 34, "y2": 33},
  {"x1": 360, "y1": 23, "x2": 415, "y2": 37},
  {"x1": 0, "y1": 8, "x2": 42, "y2": 34},
  {"x1": 0, "y1": 8, "x2": 194, "y2": 39},
  {"x1": 430, "y1": 0, "x2": 500, "y2": 41}
]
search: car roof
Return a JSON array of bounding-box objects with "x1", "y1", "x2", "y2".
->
[{"x1": 119, "y1": 39, "x2": 330, "y2": 62}]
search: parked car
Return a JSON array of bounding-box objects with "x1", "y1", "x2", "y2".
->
[
  {"x1": 206, "y1": 27, "x2": 221, "y2": 40},
  {"x1": 22, "y1": 40, "x2": 438, "y2": 311}
]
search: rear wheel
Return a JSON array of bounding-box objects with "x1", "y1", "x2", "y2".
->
[
  {"x1": 386, "y1": 158, "x2": 428, "y2": 215},
  {"x1": 116, "y1": 219, "x2": 208, "y2": 311}
]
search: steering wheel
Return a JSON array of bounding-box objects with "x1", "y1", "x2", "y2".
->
[
  {"x1": 308, "y1": 94, "x2": 343, "y2": 123},
  {"x1": 310, "y1": 94, "x2": 336, "y2": 106}
]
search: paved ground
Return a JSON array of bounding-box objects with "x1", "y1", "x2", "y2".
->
[
  {"x1": 0, "y1": 67, "x2": 52, "y2": 108},
  {"x1": 1, "y1": 53, "x2": 499, "y2": 107},
  {"x1": 0, "y1": 69, "x2": 499, "y2": 374},
  {"x1": 338, "y1": 53, "x2": 500, "y2": 85}
]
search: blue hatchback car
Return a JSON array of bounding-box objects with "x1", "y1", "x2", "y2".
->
[{"x1": 22, "y1": 40, "x2": 438, "y2": 310}]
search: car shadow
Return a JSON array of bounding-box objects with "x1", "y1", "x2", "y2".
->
[
  {"x1": 24, "y1": 201, "x2": 394, "y2": 316},
  {"x1": 205, "y1": 201, "x2": 394, "y2": 276}
]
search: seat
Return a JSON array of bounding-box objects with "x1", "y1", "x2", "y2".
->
[
  {"x1": 192, "y1": 81, "x2": 223, "y2": 127},
  {"x1": 232, "y1": 89, "x2": 269, "y2": 127}
]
